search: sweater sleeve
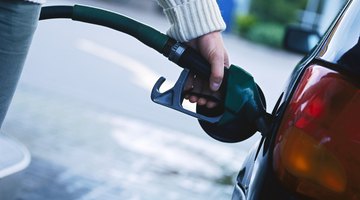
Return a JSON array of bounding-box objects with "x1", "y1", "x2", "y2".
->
[{"x1": 157, "y1": 0, "x2": 226, "y2": 42}]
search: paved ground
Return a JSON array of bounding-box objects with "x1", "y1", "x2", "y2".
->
[
  {"x1": 1, "y1": 1, "x2": 302, "y2": 199},
  {"x1": 5, "y1": 86, "x2": 240, "y2": 200}
]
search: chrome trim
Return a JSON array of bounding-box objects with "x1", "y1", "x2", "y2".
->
[
  {"x1": 232, "y1": 184, "x2": 246, "y2": 200},
  {"x1": 168, "y1": 42, "x2": 186, "y2": 63}
]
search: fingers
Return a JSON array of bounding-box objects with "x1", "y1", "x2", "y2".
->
[
  {"x1": 189, "y1": 74, "x2": 202, "y2": 103},
  {"x1": 224, "y1": 50, "x2": 230, "y2": 68},
  {"x1": 184, "y1": 73, "x2": 195, "y2": 92},
  {"x1": 196, "y1": 31, "x2": 228, "y2": 92},
  {"x1": 206, "y1": 101, "x2": 217, "y2": 108},
  {"x1": 184, "y1": 72, "x2": 221, "y2": 108},
  {"x1": 183, "y1": 31, "x2": 228, "y2": 109},
  {"x1": 186, "y1": 75, "x2": 222, "y2": 108},
  {"x1": 209, "y1": 50, "x2": 224, "y2": 91}
]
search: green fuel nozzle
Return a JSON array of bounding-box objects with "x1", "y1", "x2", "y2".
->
[
  {"x1": 40, "y1": 5, "x2": 271, "y2": 143},
  {"x1": 153, "y1": 40, "x2": 271, "y2": 142},
  {"x1": 196, "y1": 64, "x2": 271, "y2": 142}
]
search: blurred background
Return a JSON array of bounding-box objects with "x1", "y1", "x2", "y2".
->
[
  {"x1": 0, "y1": 0, "x2": 345, "y2": 199},
  {"x1": 221, "y1": 0, "x2": 344, "y2": 48}
]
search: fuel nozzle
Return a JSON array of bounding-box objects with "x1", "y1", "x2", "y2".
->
[
  {"x1": 156, "y1": 41, "x2": 272, "y2": 142},
  {"x1": 196, "y1": 65, "x2": 271, "y2": 142}
]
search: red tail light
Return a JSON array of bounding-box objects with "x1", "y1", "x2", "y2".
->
[{"x1": 273, "y1": 65, "x2": 360, "y2": 199}]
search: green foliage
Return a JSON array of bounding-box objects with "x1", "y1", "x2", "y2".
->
[
  {"x1": 250, "y1": 0, "x2": 308, "y2": 24},
  {"x1": 234, "y1": 0, "x2": 307, "y2": 48},
  {"x1": 236, "y1": 14, "x2": 257, "y2": 34},
  {"x1": 245, "y1": 22, "x2": 285, "y2": 48},
  {"x1": 215, "y1": 173, "x2": 235, "y2": 186}
]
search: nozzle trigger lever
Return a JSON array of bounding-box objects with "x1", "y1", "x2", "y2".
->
[{"x1": 151, "y1": 69, "x2": 222, "y2": 123}]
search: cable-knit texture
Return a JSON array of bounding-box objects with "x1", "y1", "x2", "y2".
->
[{"x1": 157, "y1": 0, "x2": 226, "y2": 42}]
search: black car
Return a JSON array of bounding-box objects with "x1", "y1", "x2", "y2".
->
[
  {"x1": 1, "y1": 1, "x2": 358, "y2": 199},
  {"x1": 232, "y1": 0, "x2": 359, "y2": 199}
]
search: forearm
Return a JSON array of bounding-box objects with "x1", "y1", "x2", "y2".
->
[{"x1": 157, "y1": 0, "x2": 226, "y2": 42}]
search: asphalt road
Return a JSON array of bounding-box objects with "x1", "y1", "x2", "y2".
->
[{"x1": 1, "y1": 1, "x2": 302, "y2": 199}]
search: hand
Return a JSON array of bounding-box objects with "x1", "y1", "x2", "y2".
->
[{"x1": 184, "y1": 31, "x2": 229, "y2": 108}]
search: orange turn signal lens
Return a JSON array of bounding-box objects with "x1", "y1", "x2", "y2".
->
[
  {"x1": 273, "y1": 65, "x2": 360, "y2": 200},
  {"x1": 277, "y1": 127, "x2": 346, "y2": 193}
]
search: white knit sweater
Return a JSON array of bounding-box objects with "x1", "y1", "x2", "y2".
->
[{"x1": 157, "y1": 0, "x2": 226, "y2": 42}]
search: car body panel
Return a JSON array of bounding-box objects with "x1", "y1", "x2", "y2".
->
[{"x1": 233, "y1": 0, "x2": 359, "y2": 199}]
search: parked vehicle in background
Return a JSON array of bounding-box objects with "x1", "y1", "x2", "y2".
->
[{"x1": 283, "y1": 0, "x2": 346, "y2": 54}]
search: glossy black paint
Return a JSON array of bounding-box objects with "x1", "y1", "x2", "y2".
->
[
  {"x1": 233, "y1": 0, "x2": 359, "y2": 199},
  {"x1": 319, "y1": 0, "x2": 360, "y2": 78}
]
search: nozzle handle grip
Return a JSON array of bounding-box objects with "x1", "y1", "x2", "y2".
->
[
  {"x1": 166, "y1": 41, "x2": 228, "y2": 90},
  {"x1": 176, "y1": 46, "x2": 212, "y2": 79}
]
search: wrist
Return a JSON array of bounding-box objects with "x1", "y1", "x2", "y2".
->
[{"x1": 159, "y1": 0, "x2": 226, "y2": 42}]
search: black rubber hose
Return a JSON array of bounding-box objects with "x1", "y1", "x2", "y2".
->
[
  {"x1": 38, "y1": 5, "x2": 215, "y2": 79},
  {"x1": 39, "y1": 5, "x2": 171, "y2": 57},
  {"x1": 38, "y1": 5, "x2": 212, "y2": 77},
  {"x1": 72, "y1": 5, "x2": 170, "y2": 55},
  {"x1": 39, "y1": 6, "x2": 73, "y2": 20}
]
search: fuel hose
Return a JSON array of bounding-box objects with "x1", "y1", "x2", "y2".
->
[
  {"x1": 39, "y1": 5, "x2": 212, "y2": 79},
  {"x1": 39, "y1": 5, "x2": 270, "y2": 142}
]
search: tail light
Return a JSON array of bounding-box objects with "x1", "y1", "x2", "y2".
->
[{"x1": 273, "y1": 65, "x2": 360, "y2": 199}]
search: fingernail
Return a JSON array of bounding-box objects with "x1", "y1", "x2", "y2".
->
[{"x1": 211, "y1": 82, "x2": 221, "y2": 91}]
